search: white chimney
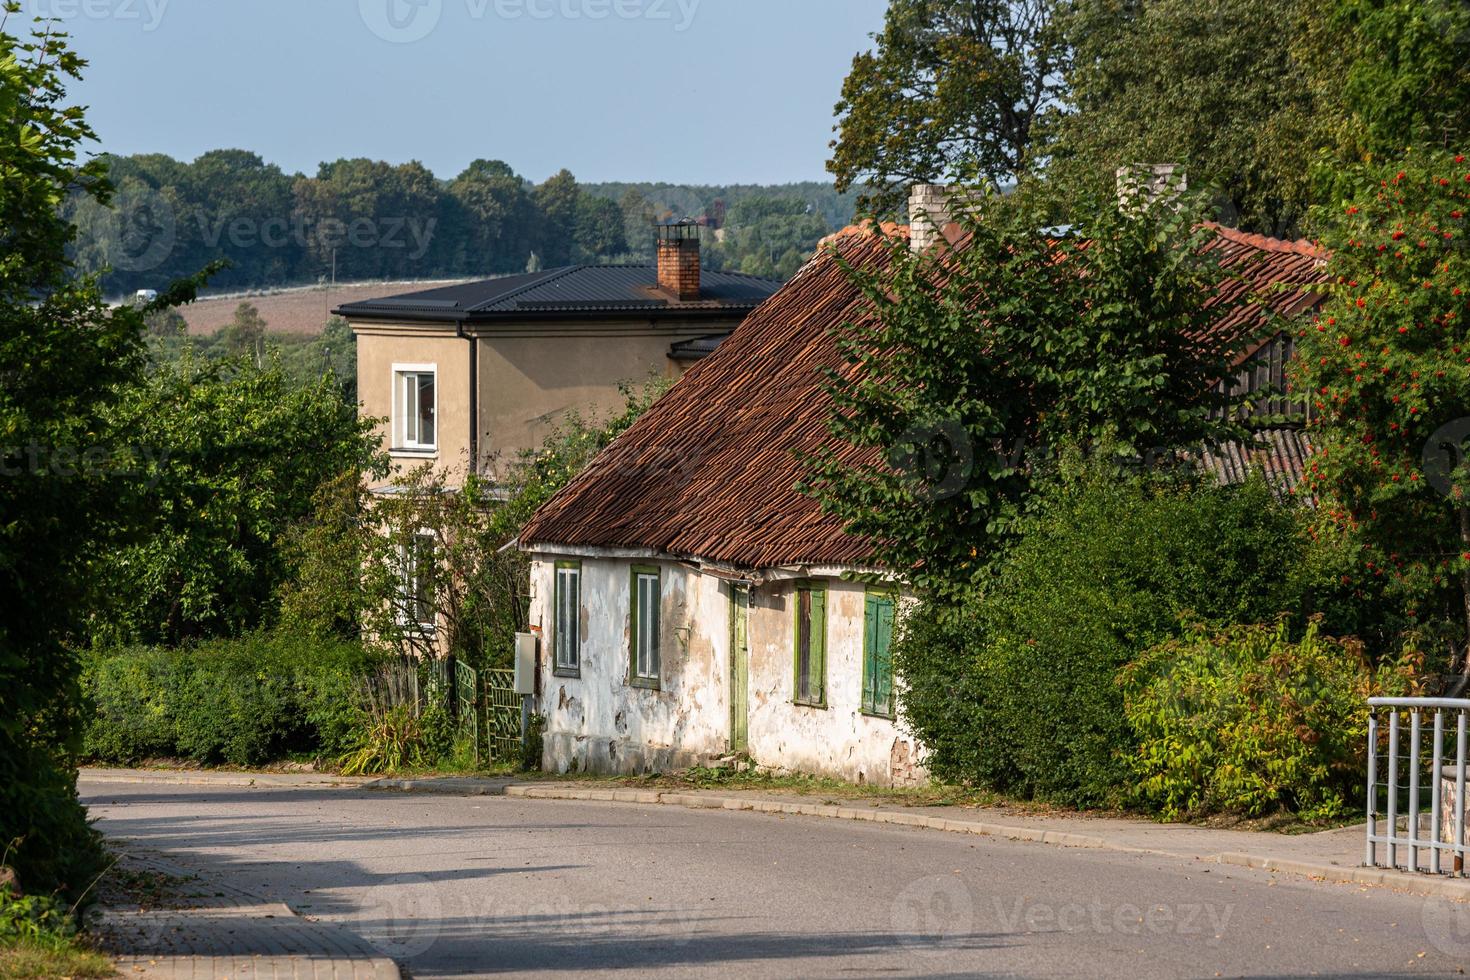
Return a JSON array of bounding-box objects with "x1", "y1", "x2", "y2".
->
[
  {"x1": 908, "y1": 184, "x2": 952, "y2": 254},
  {"x1": 1116, "y1": 164, "x2": 1187, "y2": 210}
]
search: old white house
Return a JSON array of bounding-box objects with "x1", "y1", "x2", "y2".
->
[{"x1": 518, "y1": 189, "x2": 1330, "y2": 786}]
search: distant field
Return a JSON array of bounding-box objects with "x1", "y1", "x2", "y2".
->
[{"x1": 178, "y1": 279, "x2": 474, "y2": 336}]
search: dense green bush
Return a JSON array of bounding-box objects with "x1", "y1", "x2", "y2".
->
[
  {"x1": 1120, "y1": 621, "x2": 1418, "y2": 821},
  {"x1": 898, "y1": 463, "x2": 1323, "y2": 808},
  {"x1": 0, "y1": 741, "x2": 106, "y2": 903},
  {"x1": 82, "y1": 636, "x2": 384, "y2": 767}
]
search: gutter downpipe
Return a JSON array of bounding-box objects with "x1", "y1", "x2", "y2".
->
[{"x1": 457, "y1": 319, "x2": 478, "y2": 478}]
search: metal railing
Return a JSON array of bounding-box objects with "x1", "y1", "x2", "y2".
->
[{"x1": 1366, "y1": 697, "x2": 1470, "y2": 875}]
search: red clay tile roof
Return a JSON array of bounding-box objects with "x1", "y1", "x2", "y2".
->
[{"x1": 519, "y1": 223, "x2": 1329, "y2": 570}]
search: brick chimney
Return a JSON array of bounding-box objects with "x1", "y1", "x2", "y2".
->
[{"x1": 657, "y1": 220, "x2": 701, "y2": 301}]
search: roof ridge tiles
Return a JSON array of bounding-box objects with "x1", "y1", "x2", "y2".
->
[{"x1": 1200, "y1": 221, "x2": 1326, "y2": 259}]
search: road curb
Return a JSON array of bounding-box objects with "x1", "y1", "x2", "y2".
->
[
  {"x1": 1214, "y1": 852, "x2": 1470, "y2": 899},
  {"x1": 500, "y1": 784, "x2": 1470, "y2": 899}
]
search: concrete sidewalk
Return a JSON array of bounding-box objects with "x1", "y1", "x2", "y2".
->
[
  {"x1": 94, "y1": 849, "x2": 400, "y2": 980},
  {"x1": 81, "y1": 766, "x2": 1470, "y2": 902}
]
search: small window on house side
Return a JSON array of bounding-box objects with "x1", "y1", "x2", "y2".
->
[
  {"x1": 394, "y1": 365, "x2": 437, "y2": 451},
  {"x1": 793, "y1": 583, "x2": 827, "y2": 707},
  {"x1": 554, "y1": 561, "x2": 581, "y2": 676},
  {"x1": 630, "y1": 566, "x2": 661, "y2": 689},
  {"x1": 862, "y1": 592, "x2": 896, "y2": 717},
  {"x1": 399, "y1": 532, "x2": 436, "y2": 632}
]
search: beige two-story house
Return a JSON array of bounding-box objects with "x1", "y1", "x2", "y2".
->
[{"x1": 337, "y1": 223, "x2": 783, "y2": 488}]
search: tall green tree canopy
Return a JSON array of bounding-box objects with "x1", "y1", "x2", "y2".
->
[
  {"x1": 828, "y1": 0, "x2": 1069, "y2": 213},
  {"x1": 803, "y1": 185, "x2": 1261, "y2": 603},
  {"x1": 1303, "y1": 0, "x2": 1470, "y2": 161},
  {"x1": 88, "y1": 354, "x2": 383, "y2": 647},
  {"x1": 1049, "y1": 0, "x2": 1322, "y2": 237}
]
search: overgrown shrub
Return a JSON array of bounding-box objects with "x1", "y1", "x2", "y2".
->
[
  {"x1": 338, "y1": 704, "x2": 428, "y2": 776},
  {"x1": 1119, "y1": 621, "x2": 1419, "y2": 821},
  {"x1": 82, "y1": 635, "x2": 385, "y2": 766},
  {"x1": 898, "y1": 463, "x2": 1320, "y2": 808},
  {"x1": 0, "y1": 744, "x2": 106, "y2": 904},
  {"x1": 0, "y1": 886, "x2": 75, "y2": 944}
]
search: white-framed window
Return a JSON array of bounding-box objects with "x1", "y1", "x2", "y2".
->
[
  {"x1": 630, "y1": 565, "x2": 660, "y2": 689},
  {"x1": 393, "y1": 363, "x2": 437, "y2": 452},
  {"x1": 554, "y1": 561, "x2": 581, "y2": 676},
  {"x1": 398, "y1": 531, "x2": 436, "y2": 631}
]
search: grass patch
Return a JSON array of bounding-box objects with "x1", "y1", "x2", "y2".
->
[{"x1": 0, "y1": 936, "x2": 113, "y2": 980}]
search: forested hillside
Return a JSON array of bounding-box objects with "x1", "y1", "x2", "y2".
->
[{"x1": 69, "y1": 152, "x2": 861, "y2": 298}]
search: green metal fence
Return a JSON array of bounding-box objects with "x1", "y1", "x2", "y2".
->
[
  {"x1": 484, "y1": 669, "x2": 522, "y2": 763},
  {"x1": 454, "y1": 661, "x2": 479, "y2": 765}
]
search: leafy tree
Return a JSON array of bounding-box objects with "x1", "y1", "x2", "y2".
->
[
  {"x1": 619, "y1": 188, "x2": 657, "y2": 260},
  {"x1": 1293, "y1": 149, "x2": 1470, "y2": 678},
  {"x1": 182, "y1": 149, "x2": 299, "y2": 287},
  {"x1": 446, "y1": 159, "x2": 535, "y2": 274},
  {"x1": 0, "y1": 3, "x2": 191, "y2": 896},
  {"x1": 573, "y1": 194, "x2": 628, "y2": 263},
  {"x1": 88, "y1": 353, "x2": 384, "y2": 646},
  {"x1": 1050, "y1": 0, "x2": 1323, "y2": 237},
  {"x1": 1298, "y1": 0, "x2": 1470, "y2": 167},
  {"x1": 828, "y1": 0, "x2": 1069, "y2": 213},
  {"x1": 532, "y1": 169, "x2": 581, "y2": 267},
  {"x1": 292, "y1": 158, "x2": 446, "y2": 281},
  {"x1": 218, "y1": 301, "x2": 267, "y2": 364},
  {"x1": 802, "y1": 183, "x2": 1263, "y2": 603},
  {"x1": 711, "y1": 196, "x2": 829, "y2": 279}
]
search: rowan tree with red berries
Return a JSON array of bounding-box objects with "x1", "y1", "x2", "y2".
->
[{"x1": 1295, "y1": 150, "x2": 1470, "y2": 678}]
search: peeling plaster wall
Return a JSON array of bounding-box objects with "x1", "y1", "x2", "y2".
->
[
  {"x1": 529, "y1": 557, "x2": 730, "y2": 774},
  {"x1": 744, "y1": 579, "x2": 926, "y2": 787},
  {"x1": 527, "y1": 557, "x2": 928, "y2": 786}
]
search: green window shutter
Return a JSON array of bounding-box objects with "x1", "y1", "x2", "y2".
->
[
  {"x1": 810, "y1": 587, "x2": 827, "y2": 705},
  {"x1": 874, "y1": 595, "x2": 894, "y2": 716},
  {"x1": 793, "y1": 584, "x2": 828, "y2": 706},
  {"x1": 862, "y1": 595, "x2": 877, "y2": 712}
]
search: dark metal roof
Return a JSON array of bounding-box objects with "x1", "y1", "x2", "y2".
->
[
  {"x1": 668, "y1": 334, "x2": 727, "y2": 361},
  {"x1": 335, "y1": 265, "x2": 782, "y2": 323}
]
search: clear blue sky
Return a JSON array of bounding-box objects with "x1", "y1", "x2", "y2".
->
[{"x1": 39, "y1": 0, "x2": 891, "y2": 184}]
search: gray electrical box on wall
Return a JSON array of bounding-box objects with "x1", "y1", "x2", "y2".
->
[{"x1": 514, "y1": 632, "x2": 537, "y2": 696}]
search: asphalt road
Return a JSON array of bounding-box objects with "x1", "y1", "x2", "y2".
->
[{"x1": 81, "y1": 779, "x2": 1470, "y2": 979}]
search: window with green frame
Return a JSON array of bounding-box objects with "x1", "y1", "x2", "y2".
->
[
  {"x1": 793, "y1": 583, "x2": 827, "y2": 706},
  {"x1": 630, "y1": 565, "x2": 661, "y2": 689},
  {"x1": 553, "y1": 561, "x2": 581, "y2": 677},
  {"x1": 861, "y1": 592, "x2": 896, "y2": 717}
]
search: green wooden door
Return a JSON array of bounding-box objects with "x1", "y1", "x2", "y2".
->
[{"x1": 730, "y1": 585, "x2": 750, "y2": 752}]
